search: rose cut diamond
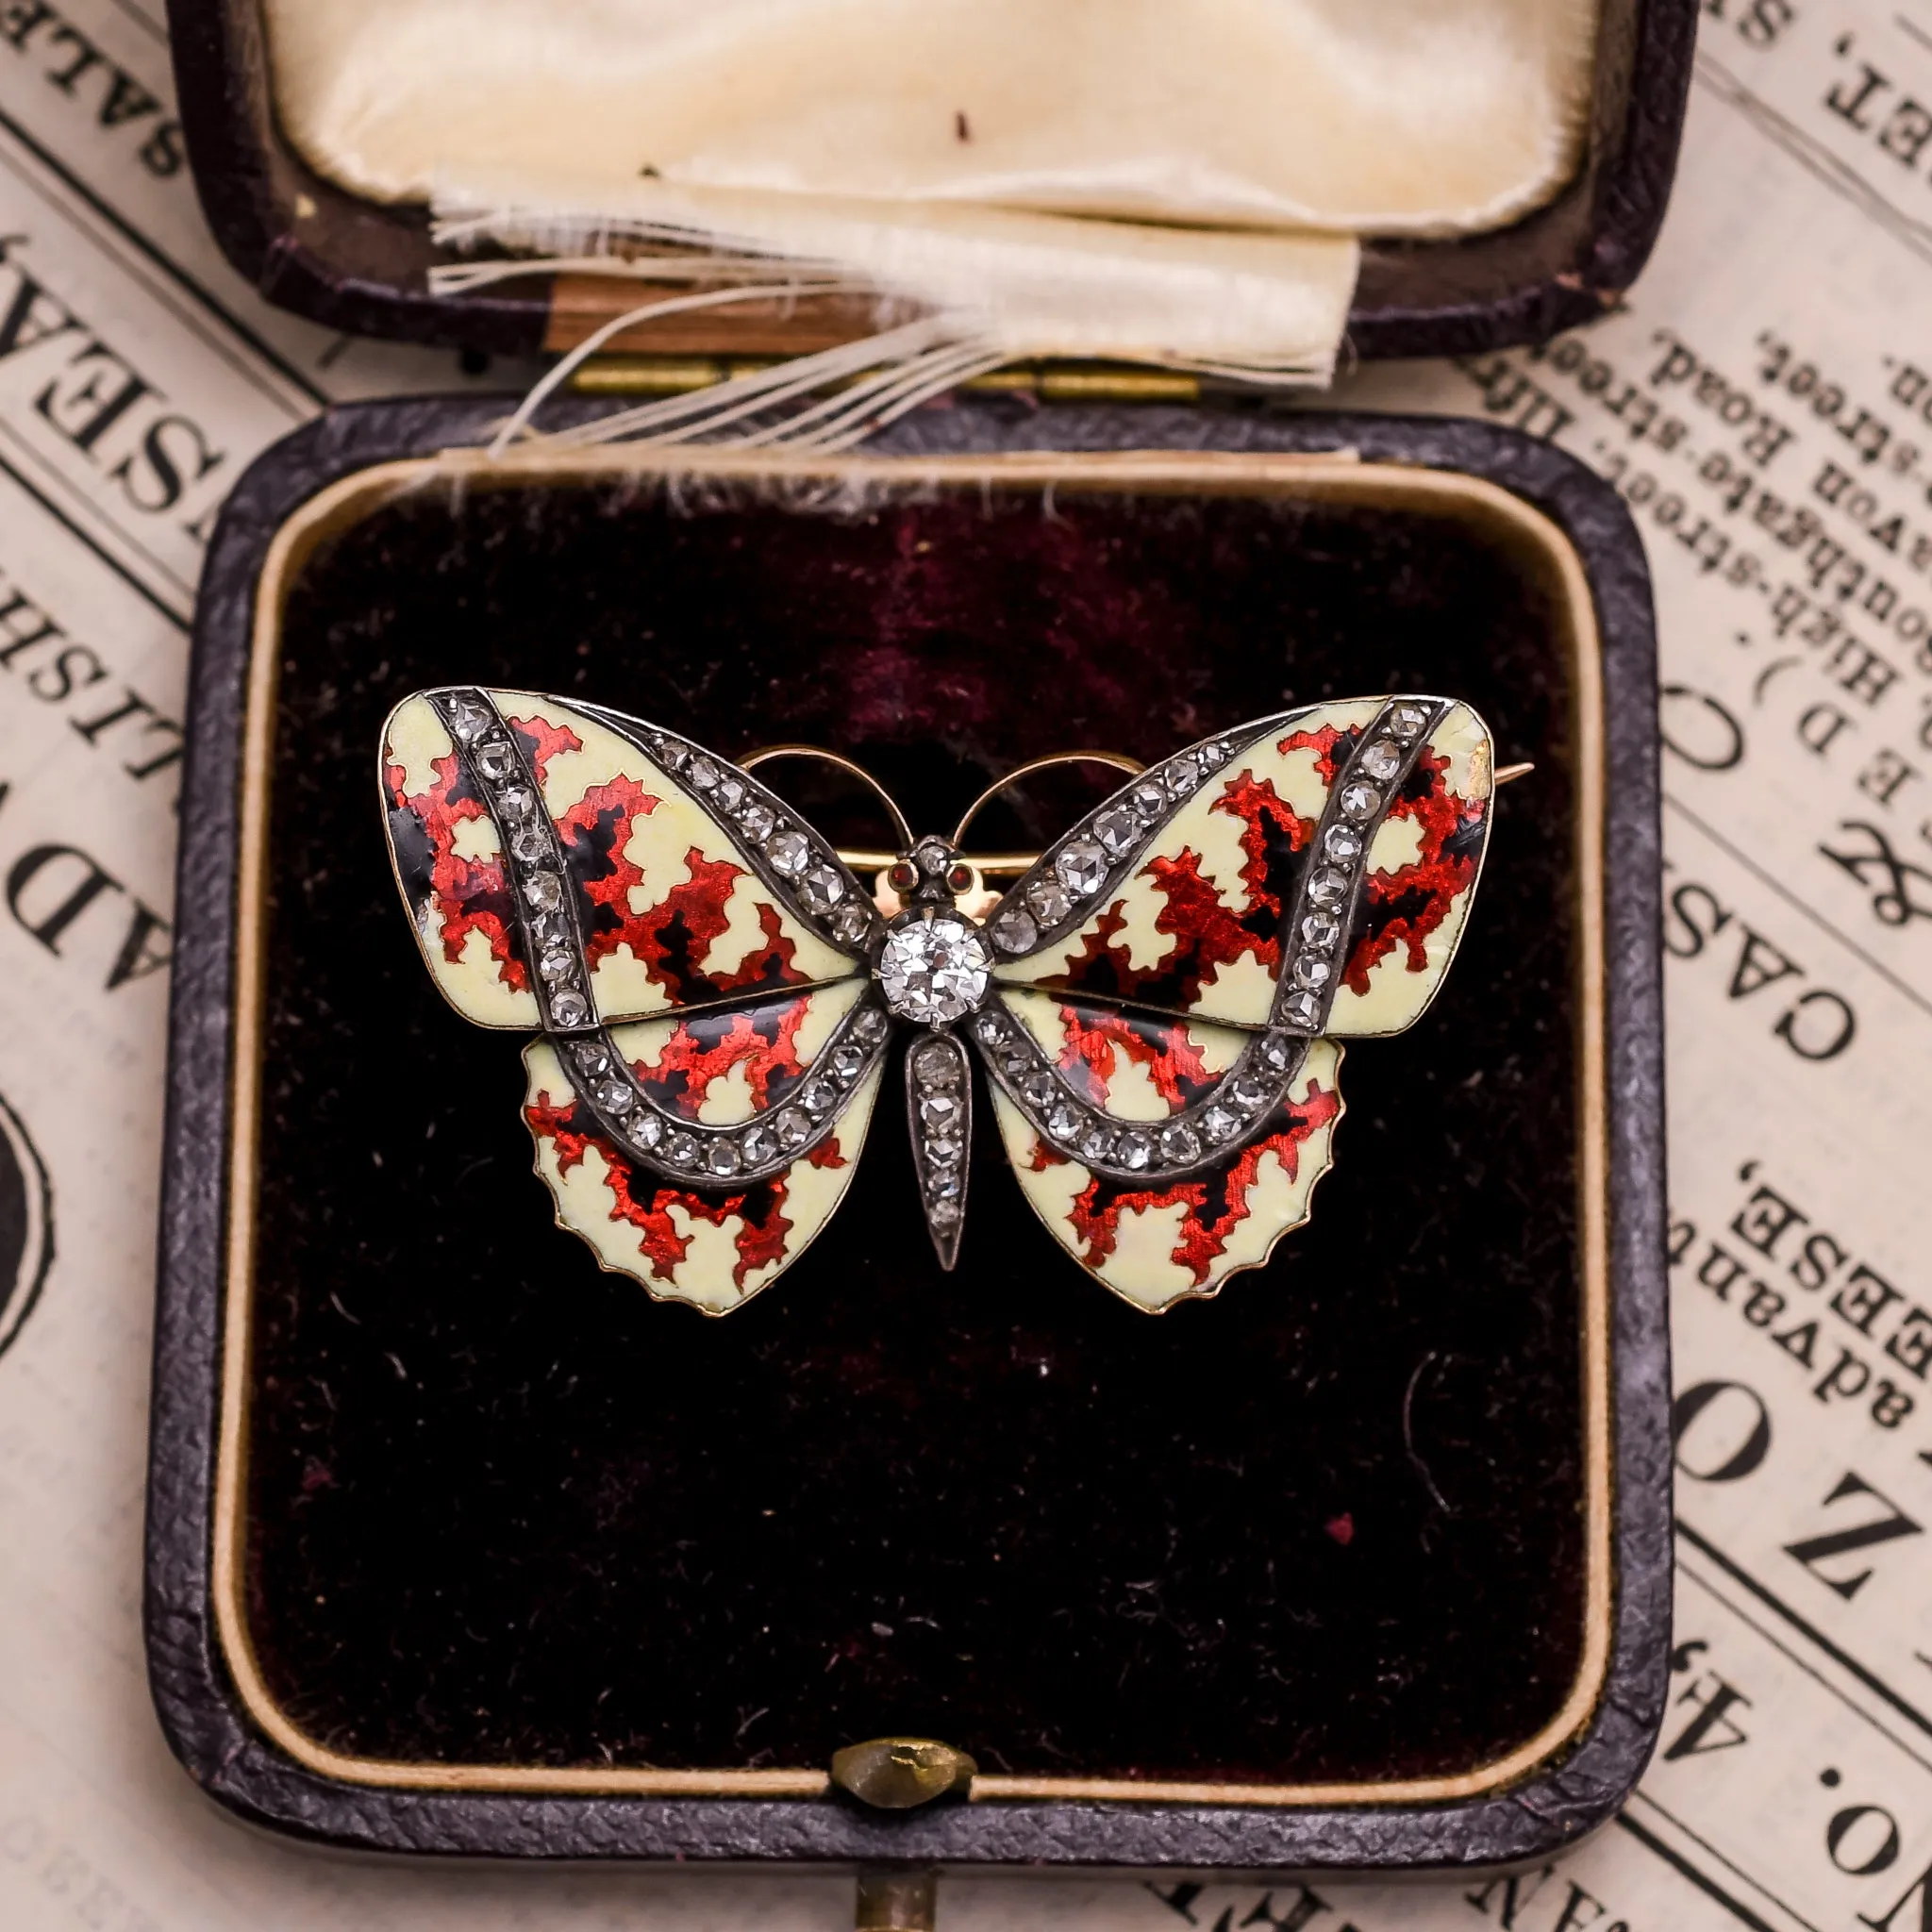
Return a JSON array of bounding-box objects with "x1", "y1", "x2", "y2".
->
[
  {"x1": 878, "y1": 915, "x2": 992, "y2": 1025},
  {"x1": 992, "y1": 905, "x2": 1038, "y2": 953},
  {"x1": 1282, "y1": 990, "x2": 1322, "y2": 1029},
  {"x1": 1359, "y1": 739, "x2": 1403, "y2": 782},
  {"x1": 830, "y1": 901, "x2": 873, "y2": 947},
  {"x1": 475, "y1": 740, "x2": 516, "y2": 784},
  {"x1": 446, "y1": 696, "x2": 492, "y2": 744},
  {"x1": 915, "y1": 1039, "x2": 962, "y2": 1085},
  {"x1": 766, "y1": 828, "x2": 811, "y2": 877},
  {"x1": 1307, "y1": 866, "x2": 1350, "y2": 908},
  {"x1": 1056, "y1": 838, "x2": 1107, "y2": 896},
  {"x1": 1093, "y1": 805, "x2": 1141, "y2": 857},
  {"x1": 1025, "y1": 875, "x2": 1073, "y2": 926},
  {"x1": 801, "y1": 865, "x2": 846, "y2": 915}
]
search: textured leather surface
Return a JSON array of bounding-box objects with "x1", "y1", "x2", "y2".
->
[
  {"x1": 147, "y1": 398, "x2": 1669, "y2": 1873},
  {"x1": 164, "y1": 0, "x2": 1695, "y2": 361}
]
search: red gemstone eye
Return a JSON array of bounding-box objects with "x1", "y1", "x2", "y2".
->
[
  {"x1": 889, "y1": 861, "x2": 918, "y2": 891},
  {"x1": 947, "y1": 864, "x2": 973, "y2": 891}
]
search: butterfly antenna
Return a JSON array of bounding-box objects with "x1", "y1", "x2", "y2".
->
[
  {"x1": 738, "y1": 743, "x2": 917, "y2": 852},
  {"x1": 949, "y1": 751, "x2": 1146, "y2": 857}
]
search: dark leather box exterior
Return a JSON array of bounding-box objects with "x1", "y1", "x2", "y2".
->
[
  {"x1": 163, "y1": 0, "x2": 1695, "y2": 360},
  {"x1": 146, "y1": 398, "x2": 1671, "y2": 1876}
]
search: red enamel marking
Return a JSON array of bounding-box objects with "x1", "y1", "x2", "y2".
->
[
  {"x1": 386, "y1": 751, "x2": 525, "y2": 990},
  {"x1": 1216, "y1": 765, "x2": 1318, "y2": 903},
  {"x1": 545, "y1": 769, "x2": 807, "y2": 1003},
  {"x1": 1048, "y1": 1079, "x2": 1342, "y2": 1287},
  {"x1": 1276, "y1": 721, "x2": 1352, "y2": 785},
  {"x1": 1034, "y1": 764, "x2": 1314, "y2": 1013},
  {"x1": 631, "y1": 995, "x2": 817, "y2": 1119},
  {"x1": 1341, "y1": 745, "x2": 1487, "y2": 993},
  {"x1": 525, "y1": 1095, "x2": 823, "y2": 1291},
  {"x1": 504, "y1": 710, "x2": 585, "y2": 777},
  {"x1": 1056, "y1": 1005, "x2": 1215, "y2": 1112}
]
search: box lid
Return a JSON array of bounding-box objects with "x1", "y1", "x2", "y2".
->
[{"x1": 165, "y1": 0, "x2": 1695, "y2": 369}]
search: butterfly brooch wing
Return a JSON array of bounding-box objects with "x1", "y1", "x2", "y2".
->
[
  {"x1": 969, "y1": 695, "x2": 1495, "y2": 1312},
  {"x1": 379, "y1": 686, "x2": 892, "y2": 1315}
]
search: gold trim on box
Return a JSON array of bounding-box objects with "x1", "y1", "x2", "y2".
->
[
  {"x1": 219, "y1": 447, "x2": 1612, "y2": 1807},
  {"x1": 567, "y1": 357, "x2": 1206, "y2": 406}
]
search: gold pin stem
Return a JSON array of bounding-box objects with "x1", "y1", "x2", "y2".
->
[
  {"x1": 837, "y1": 848, "x2": 1035, "y2": 875},
  {"x1": 818, "y1": 754, "x2": 1530, "y2": 877}
]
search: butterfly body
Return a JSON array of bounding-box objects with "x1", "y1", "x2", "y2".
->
[{"x1": 381, "y1": 687, "x2": 1495, "y2": 1315}]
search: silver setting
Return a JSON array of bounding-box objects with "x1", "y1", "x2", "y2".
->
[
  {"x1": 985, "y1": 728, "x2": 1257, "y2": 959},
  {"x1": 433, "y1": 687, "x2": 594, "y2": 1036},
  {"x1": 562, "y1": 993, "x2": 892, "y2": 1186},
  {"x1": 973, "y1": 1000, "x2": 1308, "y2": 1183},
  {"x1": 1269, "y1": 696, "x2": 1449, "y2": 1038},
  {"x1": 907, "y1": 1031, "x2": 972, "y2": 1268}
]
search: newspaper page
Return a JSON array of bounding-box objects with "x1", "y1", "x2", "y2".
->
[{"x1": 3, "y1": 2, "x2": 1931, "y2": 1927}]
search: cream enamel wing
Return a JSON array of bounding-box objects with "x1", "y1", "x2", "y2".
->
[{"x1": 379, "y1": 688, "x2": 1496, "y2": 1314}]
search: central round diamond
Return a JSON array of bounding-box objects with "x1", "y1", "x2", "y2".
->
[{"x1": 877, "y1": 912, "x2": 992, "y2": 1024}]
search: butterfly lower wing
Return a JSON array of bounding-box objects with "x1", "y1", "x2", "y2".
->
[
  {"x1": 984, "y1": 1033, "x2": 1344, "y2": 1314},
  {"x1": 523, "y1": 984, "x2": 889, "y2": 1312},
  {"x1": 379, "y1": 687, "x2": 879, "y2": 1031},
  {"x1": 985, "y1": 697, "x2": 1494, "y2": 1039}
]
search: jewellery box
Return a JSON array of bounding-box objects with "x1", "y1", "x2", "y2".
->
[{"x1": 146, "y1": 0, "x2": 1690, "y2": 1906}]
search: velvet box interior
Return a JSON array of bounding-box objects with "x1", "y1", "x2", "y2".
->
[{"x1": 148, "y1": 404, "x2": 1669, "y2": 1874}]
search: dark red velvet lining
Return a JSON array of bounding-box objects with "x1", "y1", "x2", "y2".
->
[{"x1": 245, "y1": 474, "x2": 1586, "y2": 1785}]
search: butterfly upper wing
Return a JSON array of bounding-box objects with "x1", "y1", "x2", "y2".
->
[
  {"x1": 969, "y1": 696, "x2": 1492, "y2": 1307},
  {"x1": 380, "y1": 687, "x2": 891, "y2": 1308},
  {"x1": 984, "y1": 696, "x2": 1494, "y2": 1039},
  {"x1": 1325, "y1": 699, "x2": 1494, "y2": 1037},
  {"x1": 379, "y1": 686, "x2": 880, "y2": 1030}
]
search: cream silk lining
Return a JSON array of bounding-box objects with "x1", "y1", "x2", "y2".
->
[
  {"x1": 264, "y1": 0, "x2": 1601, "y2": 428},
  {"x1": 267, "y1": 0, "x2": 1601, "y2": 237}
]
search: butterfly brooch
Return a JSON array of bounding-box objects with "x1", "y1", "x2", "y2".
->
[{"x1": 380, "y1": 688, "x2": 1500, "y2": 1315}]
